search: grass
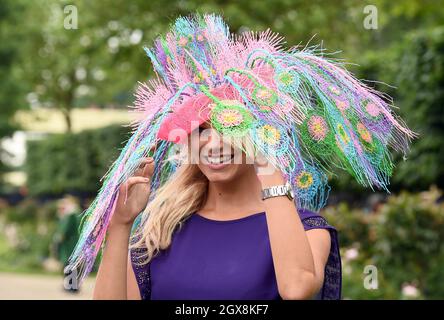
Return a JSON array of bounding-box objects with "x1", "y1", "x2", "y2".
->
[{"x1": 14, "y1": 107, "x2": 133, "y2": 134}]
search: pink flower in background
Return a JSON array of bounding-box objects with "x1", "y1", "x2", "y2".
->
[
  {"x1": 344, "y1": 247, "x2": 359, "y2": 261},
  {"x1": 402, "y1": 283, "x2": 420, "y2": 298}
]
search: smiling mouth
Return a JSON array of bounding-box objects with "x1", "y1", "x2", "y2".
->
[{"x1": 203, "y1": 154, "x2": 234, "y2": 165}]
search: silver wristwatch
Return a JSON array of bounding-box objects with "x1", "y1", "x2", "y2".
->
[{"x1": 261, "y1": 181, "x2": 294, "y2": 201}]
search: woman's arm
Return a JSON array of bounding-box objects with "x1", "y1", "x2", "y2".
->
[
  {"x1": 127, "y1": 255, "x2": 142, "y2": 300},
  {"x1": 93, "y1": 222, "x2": 132, "y2": 299},
  {"x1": 92, "y1": 218, "x2": 142, "y2": 300},
  {"x1": 93, "y1": 156, "x2": 154, "y2": 299},
  {"x1": 257, "y1": 169, "x2": 331, "y2": 300}
]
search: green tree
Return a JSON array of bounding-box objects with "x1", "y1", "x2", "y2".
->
[
  {"x1": 0, "y1": 0, "x2": 27, "y2": 186},
  {"x1": 392, "y1": 27, "x2": 444, "y2": 190},
  {"x1": 5, "y1": 0, "x2": 444, "y2": 191}
]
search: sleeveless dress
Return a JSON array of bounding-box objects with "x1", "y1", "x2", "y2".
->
[{"x1": 130, "y1": 209, "x2": 341, "y2": 300}]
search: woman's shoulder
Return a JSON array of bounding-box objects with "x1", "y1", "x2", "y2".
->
[
  {"x1": 297, "y1": 208, "x2": 341, "y2": 300},
  {"x1": 297, "y1": 208, "x2": 336, "y2": 232}
]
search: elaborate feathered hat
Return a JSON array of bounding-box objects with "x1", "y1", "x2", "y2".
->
[{"x1": 66, "y1": 14, "x2": 415, "y2": 284}]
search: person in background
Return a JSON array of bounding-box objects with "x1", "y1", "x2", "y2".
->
[{"x1": 53, "y1": 195, "x2": 81, "y2": 267}]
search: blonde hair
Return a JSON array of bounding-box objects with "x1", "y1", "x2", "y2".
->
[{"x1": 130, "y1": 163, "x2": 208, "y2": 265}]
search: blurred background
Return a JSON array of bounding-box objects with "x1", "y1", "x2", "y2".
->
[{"x1": 0, "y1": 0, "x2": 443, "y2": 299}]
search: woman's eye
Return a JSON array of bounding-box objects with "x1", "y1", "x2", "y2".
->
[{"x1": 198, "y1": 126, "x2": 205, "y2": 133}]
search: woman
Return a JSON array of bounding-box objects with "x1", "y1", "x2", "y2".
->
[
  {"x1": 93, "y1": 121, "x2": 341, "y2": 300},
  {"x1": 66, "y1": 13, "x2": 412, "y2": 300}
]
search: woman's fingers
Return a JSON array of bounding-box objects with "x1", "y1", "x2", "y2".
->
[
  {"x1": 128, "y1": 140, "x2": 159, "y2": 182},
  {"x1": 253, "y1": 152, "x2": 278, "y2": 176},
  {"x1": 138, "y1": 158, "x2": 151, "y2": 167},
  {"x1": 127, "y1": 176, "x2": 151, "y2": 187},
  {"x1": 134, "y1": 157, "x2": 154, "y2": 176},
  {"x1": 132, "y1": 141, "x2": 159, "y2": 176},
  {"x1": 254, "y1": 152, "x2": 269, "y2": 166},
  {"x1": 119, "y1": 176, "x2": 150, "y2": 193},
  {"x1": 142, "y1": 158, "x2": 155, "y2": 178},
  {"x1": 148, "y1": 140, "x2": 161, "y2": 155}
]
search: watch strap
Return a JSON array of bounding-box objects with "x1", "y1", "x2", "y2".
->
[
  {"x1": 261, "y1": 182, "x2": 294, "y2": 201},
  {"x1": 261, "y1": 185, "x2": 288, "y2": 200}
]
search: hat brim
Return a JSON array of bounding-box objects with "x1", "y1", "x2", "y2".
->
[{"x1": 157, "y1": 84, "x2": 236, "y2": 143}]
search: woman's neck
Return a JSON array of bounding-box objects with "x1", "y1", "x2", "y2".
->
[{"x1": 199, "y1": 167, "x2": 265, "y2": 219}]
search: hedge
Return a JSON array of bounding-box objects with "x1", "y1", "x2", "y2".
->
[{"x1": 25, "y1": 124, "x2": 131, "y2": 196}]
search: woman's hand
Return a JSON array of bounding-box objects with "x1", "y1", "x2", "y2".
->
[
  {"x1": 110, "y1": 156, "x2": 155, "y2": 227},
  {"x1": 253, "y1": 153, "x2": 285, "y2": 187},
  {"x1": 95, "y1": 151, "x2": 156, "y2": 299}
]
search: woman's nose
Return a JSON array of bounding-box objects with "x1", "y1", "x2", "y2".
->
[
  {"x1": 204, "y1": 128, "x2": 223, "y2": 147},
  {"x1": 196, "y1": 128, "x2": 235, "y2": 161}
]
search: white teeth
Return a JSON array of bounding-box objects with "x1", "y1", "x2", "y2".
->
[{"x1": 206, "y1": 155, "x2": 232, "y2": 164}]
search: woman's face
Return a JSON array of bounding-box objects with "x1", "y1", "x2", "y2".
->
[{"x1": 192, "y1": 122, "x2": 253, "y2": 183}]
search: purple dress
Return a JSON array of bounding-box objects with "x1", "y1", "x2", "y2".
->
[{"x1": 130, "y1": 209, "x2": 341, "y2": 300}]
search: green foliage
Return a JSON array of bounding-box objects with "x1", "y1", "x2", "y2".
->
[
  {"x1": 1, "y1": 0, "x2": 442, "y2": 191},
  {"x1": 25, "y1": 124, "x2": 130, "y2": 195},
  {"x1": 0, "y1": 197, "x2": 100, "y2": 273},
  {"x1": 3, "y1": 198, "x2": 56, "y2": 224},
  {"x1": 0, "y1": 0, "x2": 27, "y2": 180},
  {"x1": 7, "y1": 0, "x2": 444, "y2": 131},
  {"x1": 324, "y1": 187, "x2": 444, "y2": 299},
  {"x1": 1, "y1": 0, "x2": 444, "y2": 296},
  {"x1": 391, "y1": 27, "x2": 444, "y2": 190},
  {"x1": 424, "y1": 253, "x2": 444, "y2": 299},
  {"x1": 372, "y1": 188, "x2": 444, "y2": 297},
  {"x1": 323, "y1": 202, "x2": 372, "y2": 250},
  {"x1": 0, "y1": 199, "x2": 57, "y2": 272}
]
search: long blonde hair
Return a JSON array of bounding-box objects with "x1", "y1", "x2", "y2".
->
[{"x1": 130, "y1": 163, "x2": 208, "y2": 265}]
